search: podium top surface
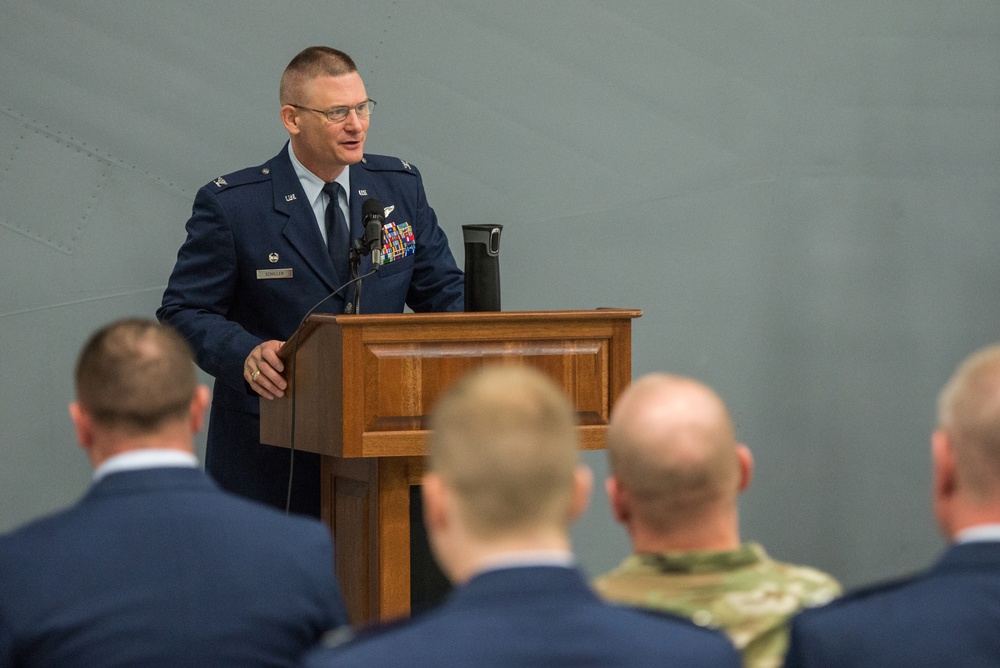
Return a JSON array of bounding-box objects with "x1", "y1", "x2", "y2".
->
[{"x1": 279, "y1": 308, "x2": 642, "y2": 361}]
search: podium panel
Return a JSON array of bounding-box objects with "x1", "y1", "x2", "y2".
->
[{"x1": 260, "y1": 309, "x2": 640, "y2": 624}]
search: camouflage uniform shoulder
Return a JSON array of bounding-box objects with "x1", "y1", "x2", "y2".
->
[
  {"x1": 764, "y1": 558, "x2": 843, "y2": 593},
  {"x1": 203, "y1": 162, "x2": 273, "y2": 193},
  {"x1": 624, "y1": 603, "x2": 725, "y2": 634},
  {"x1": 357, "y1": 153, "x2": 420, "y2": 176}
]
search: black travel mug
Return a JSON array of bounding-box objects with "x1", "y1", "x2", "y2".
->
[{"x1": 462, "y1": 224, "x2": 502, "y2": 312}]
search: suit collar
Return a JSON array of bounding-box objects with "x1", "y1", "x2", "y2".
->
[
  {"x1": 270, "y1": 145, "x2": 344, "y2": 290},
  {"x1": 449, "y1": 565, "x2": 593, "y2": 609},
  {"x1": 934, "y1": 541, "x2": 1000, "y2": 573},
  {"x1": 271, "y1": 147, "x2": 386, "y2": 286},
  {"x1": 84, "y1": 467, "x2": 216, "y2": 502}
]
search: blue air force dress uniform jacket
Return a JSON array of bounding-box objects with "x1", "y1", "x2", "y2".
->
[
  {"x1": 158, "y1": 146, "x2": 464, "y2": 513},
  {"x1": 303, "y1": 566, "x2": 743, "y2": 668},
  {"x1": 0, "y1": 467, "x2": 348, "y2": 668},
  {"x1": 783, "y1": 541, "x2": 1000, "y2": 668}
]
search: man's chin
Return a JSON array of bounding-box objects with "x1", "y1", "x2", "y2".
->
[{"x1": 339, "y1": 145, "x2": 365, "y2": 163}]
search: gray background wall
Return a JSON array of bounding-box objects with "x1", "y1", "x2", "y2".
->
[{"x1": 1, "y1": 0, "x2": 998, "y2": 590}]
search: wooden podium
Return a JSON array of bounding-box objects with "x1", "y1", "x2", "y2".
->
[{"x1": 260, "y1": 309, "x2": 640, "y2": 625}]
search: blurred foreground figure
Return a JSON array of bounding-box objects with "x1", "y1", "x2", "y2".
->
[
  {"x1": 0, "y1": 318, "x2": 347, "y2": 668},
  {"x1": 304, "y1": 366, "x2": 741, "y2": 667},
  {"x1": 784, "y1": 345, "x2": 1000, "y2": 668},
  {"x1": 595, "y1": 374, "x2": 840, "y2": 668}
]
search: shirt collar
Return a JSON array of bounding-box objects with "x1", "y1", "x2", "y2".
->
[
  {"x1": 287, "y1": 142, "x2": 351, "y2": 209},
  {"x1": 93, "y1": 449, "x2": 199, "y2": 481},
  {"x1": 955, "y1": 523, "x2": 1000, "y2": 544}
]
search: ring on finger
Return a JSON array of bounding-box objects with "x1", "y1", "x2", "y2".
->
[{"x1": 251, "y1": 369, "x2": 261, "y2": 381}]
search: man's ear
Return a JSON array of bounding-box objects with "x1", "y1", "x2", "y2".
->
[
  {"x1": 69, "y1": 402, "x2": 93, "y2": 450},
  {"x1": 190, "y1": 385, "x2": 211, "y2": 433},
  {"x1": 736, "y1": 444, "x2": 754, "y2": 494},
  {"x1": 605, "y1": 476, "x2": 630, "y2": 524},
  {"x1": 931, "y1": 429, "x2": 958, "y2": 538},
  {"x1": 421, "y1": 472, "x2": 450, "y2": 534},
  {"x1": 932, "y1": 430, "x2": 957, "y2": 498},
  {"x1": 280, "y1": 105, "x2": 302, "y2": 136},
  {"x1": 567, "y1": 465, "x2": 593, "y2": 524}
]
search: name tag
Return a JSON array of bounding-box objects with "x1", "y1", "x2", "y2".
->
[{"x1": 256, "y1": 268, "x2": 293, "y2": 280}]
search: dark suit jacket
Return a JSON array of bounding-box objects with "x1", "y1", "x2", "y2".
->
[
  {"x1": 157, "y1": 147, "x2": 464, "y2": 511},
  {"x1": 0, "y1": 467, "x2": 348, "y2": 668},
  {"x1": 303, "y1": 565, "x2": 742, "y2": 667},
  {"x1": 784, "y1": 541, "x2": 1000, "y2": 668}
]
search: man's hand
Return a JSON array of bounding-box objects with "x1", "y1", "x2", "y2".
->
[{"x1": 244, "y1": 340, "x2": 287, "y2": 399}]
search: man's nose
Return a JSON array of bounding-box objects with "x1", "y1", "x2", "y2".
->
[{"x1": 343, "y1": 109, "x2": 365, "y2": 130}]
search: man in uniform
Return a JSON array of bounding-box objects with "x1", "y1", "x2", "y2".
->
[
  {"x1": 158, "y1": 46, "x2": 464, "y2": 516},
  {"x1": 304, "y1": 366, "x2": 742, "y2": 667},
  {"x1": 784, "y1": 345, "x2": 1000, "y2": 667},
  {"x1": 594, "y1": 374, "x2": 840, "y2": 668},
  {"x1": 0, "y1": 319, "x2": 347, "y2": 667}
]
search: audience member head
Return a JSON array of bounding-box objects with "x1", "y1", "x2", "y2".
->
[
  {"x1": 71, "y1": 318, "x2": 208, "y2": 466},
  {"x1": 422, "y1": 365, "x2": 591, "y2": 582},
  {"x1": 933, "y1": 344, "x2": 1000, "y2": 537},
  {"x1": 605, "y1": 374, "x2": 752, "y2": 552}
]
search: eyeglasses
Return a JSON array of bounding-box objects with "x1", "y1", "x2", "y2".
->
[{"x1": 288, "y1": 100, "x2": 376, "y2": 123}]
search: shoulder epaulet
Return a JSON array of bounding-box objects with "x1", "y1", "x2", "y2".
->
[
  {"x1": 358, "y1": 153, "x2": 418, "y2": 175},
  {"x1": 206, "y1": 163, "x2": 272, "y2": 191}
]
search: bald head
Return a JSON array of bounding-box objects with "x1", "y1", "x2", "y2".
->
[
  {"x1": 607, "y1": 374, "x2": 741, "y2": 533},
  {"x1": 428, "y1": 366, "x2": 580, "y2": 539},
  {"x1": 937, "y1": 344, "x2": 1000, "y2": 503}
]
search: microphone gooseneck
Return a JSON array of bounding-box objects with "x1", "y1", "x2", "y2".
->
[{"x1": 284, "y1": 268, "x2": 375, "y2": 513}]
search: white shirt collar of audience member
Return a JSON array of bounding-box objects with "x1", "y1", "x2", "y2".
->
[
  {"x1": 93, "y1": 450, "x2": 199, "y2": 481},
  {"x1": 955, "y1": 524, "x2": 1000, "y2": 544}
]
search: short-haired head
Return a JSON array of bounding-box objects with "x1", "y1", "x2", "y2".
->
[
  {"x1": 428, "y1": 365, "x2": 580, "y2": 539},
  {"x1": 280, "y1": 46, "x2": 358, "y2": 105},
  {"x1": 607, "y1": 374, "x2": 739, "y2": 532},
  {"x1": 937, "y1": 344, "x2": 1000, "y2": 501},
  {"x1": 74, "y1": 318, "x2": 197, "y2": 433}
]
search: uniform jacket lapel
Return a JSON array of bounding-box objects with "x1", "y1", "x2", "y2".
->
[{"x1": 270, "y1": 146, "x2": 342, "y2": 291}]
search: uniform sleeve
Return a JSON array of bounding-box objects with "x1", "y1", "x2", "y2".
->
[
  {"x1": 157, "y1": 185, "x2": 263, "y2": 392},
  {"x1": 403, "y1": 165, "x2": 464, "y2": 313},
  {"x1": 0, "y1": 606, "x2": 14, "y2": 668}
]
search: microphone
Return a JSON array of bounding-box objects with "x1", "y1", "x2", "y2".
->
[{"x1": 361, "y1": 198, "x2": 385, "y2": 269}]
